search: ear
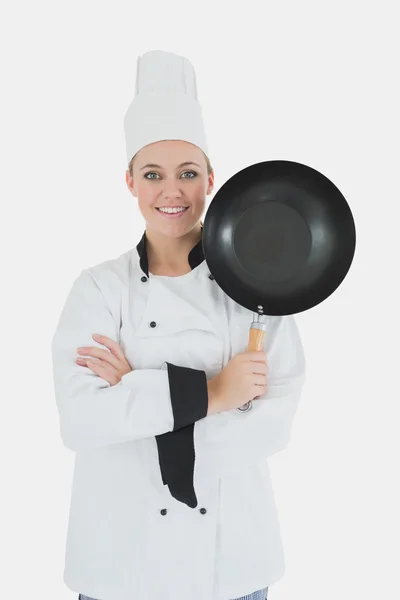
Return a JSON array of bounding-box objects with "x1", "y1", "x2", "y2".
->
[
  {"x1": 206, "y1": 170, "x2": 215, "y2": 195},
  {"x1": 125, "y1": 170, "x2": 137, "y2": 198}
]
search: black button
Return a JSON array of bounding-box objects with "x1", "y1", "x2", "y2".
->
[
  {"x1": 160, "y1": 508, "x2": 167, "y2": 516},
  {"x1": 141, "y1": 276, "x2": 148, "y2": 282},
  {"x1": 199, "y1": 507, "x2": 207, "y2": 514},
  {"x1": 149, "y1": 321, "x2": 157, "y2": 328},
  {"x1": 208, "y1": 274, "x2": 214, "y2": 280}
]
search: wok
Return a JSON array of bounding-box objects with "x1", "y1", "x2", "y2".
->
[{"x1": 202, "y1": 159, "x2": 356, "y2": 410}]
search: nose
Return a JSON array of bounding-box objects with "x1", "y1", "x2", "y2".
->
[{"x1": 161, "y1": 178, "x2": 184, "y2": 200}]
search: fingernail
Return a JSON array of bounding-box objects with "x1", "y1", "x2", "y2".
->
[{"x1": 93, "y1": 334, "x2": 100, "y2": 339}]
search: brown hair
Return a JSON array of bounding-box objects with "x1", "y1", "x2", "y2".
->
[{"x1": 128, "y1": 148, "x2": 213, "y2": 177}]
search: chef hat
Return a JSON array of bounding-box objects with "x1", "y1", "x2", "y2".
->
[{"x1": 123, "y1": 49, "x2": 209, "y2": 164}]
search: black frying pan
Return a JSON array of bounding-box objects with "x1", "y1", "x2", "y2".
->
[{"x1": 202, "y1": 159, "x2": 356, "y2": 409}]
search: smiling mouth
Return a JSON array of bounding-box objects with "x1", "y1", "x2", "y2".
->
[{"x1": 156, "y1": 207, "x2": 189, "y2": 214}]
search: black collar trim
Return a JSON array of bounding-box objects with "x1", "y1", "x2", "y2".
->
[{"x1": 136, "y1": 226, "x2": 205, "y2": 277}]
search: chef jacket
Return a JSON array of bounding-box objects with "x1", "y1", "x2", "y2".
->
[{"x1": 51, "y1": 230, "x2": 306, "y2": 600}]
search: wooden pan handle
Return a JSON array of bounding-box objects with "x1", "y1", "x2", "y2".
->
[
  {"x1": 237, "y1": 323, "x2": 266, "y2": 412},
  {"x1": 248, "y1": 327, "x2": 265, "y2": 352}
]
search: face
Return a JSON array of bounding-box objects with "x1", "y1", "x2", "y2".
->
[{"x1": 125, "y1": 140, "x2": 214, "y2": 238}]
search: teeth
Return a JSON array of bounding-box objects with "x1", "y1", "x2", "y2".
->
[{"x1": 158, "y1": 207, "x2": 187, "y2": 214}]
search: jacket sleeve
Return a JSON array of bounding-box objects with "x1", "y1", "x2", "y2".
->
[
  {"x1": 51, "y1": 269, "x2": 208, "y2": 453},
  {"x1": 194, "y1": 314, "x2": 306, "y2": 479}
]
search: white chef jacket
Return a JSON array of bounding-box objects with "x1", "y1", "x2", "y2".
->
[{"x1": 51, "y1": 231, "x2": 306, "y2": 600}]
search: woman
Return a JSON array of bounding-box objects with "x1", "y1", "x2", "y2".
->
[{"x1": 51, "y1": 50, "x2": 306, "y2": 600}]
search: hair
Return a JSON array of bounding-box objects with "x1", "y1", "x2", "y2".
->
[{"x1": 128, "y1": 148, "x2": 213, "y2": 177}]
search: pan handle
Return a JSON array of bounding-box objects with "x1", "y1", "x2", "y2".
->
[
  {"x1": 237, "y1": 316, "x2": 267, "y2": 412},
  {"x1": 248, "y1": 326, "x2": 265, "y2": 352}
]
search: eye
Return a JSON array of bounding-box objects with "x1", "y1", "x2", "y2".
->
[
  {"x1": 181, "y1": 171, "x2": 197, "y2": 178},
  {"x1": 144, "y1": 172, "x2": 160, "y2": 180}
]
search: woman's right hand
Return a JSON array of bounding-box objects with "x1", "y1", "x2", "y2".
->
[{"x1": 207, "y1": 351, "x2": 268, "y2": 415}]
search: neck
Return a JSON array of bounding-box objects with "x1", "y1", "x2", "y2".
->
[{"x1": 146, "y1": 224, "x2": 202, "y2": 276}]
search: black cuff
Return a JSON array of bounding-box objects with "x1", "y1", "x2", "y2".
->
[
  {"x1": 166, "y1": 362, "x2": 209, "y2": 431},
  {"x1": 155, "y1": 363, "x2": 208, "y2": 509}
]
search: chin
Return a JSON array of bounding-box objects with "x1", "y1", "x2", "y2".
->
[{"x1": 156, "y1": 220, "x2": 201, "y2": 238}]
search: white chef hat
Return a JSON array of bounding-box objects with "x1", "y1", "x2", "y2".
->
[{"x1": 123, "y1": 49, "x2": 209, "y2": 165}]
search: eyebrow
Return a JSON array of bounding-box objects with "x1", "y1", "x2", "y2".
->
[{"x1": 139, "y1": 161, "x2": 201, "y2": 171}]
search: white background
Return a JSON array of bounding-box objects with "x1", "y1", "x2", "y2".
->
[{"x1": 1, "y1": 1, "x2": 399, "y2": 599}]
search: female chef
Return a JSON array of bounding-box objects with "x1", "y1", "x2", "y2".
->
[{"x1": 51, "y1": 50, "x2": 306, "y2": 600}]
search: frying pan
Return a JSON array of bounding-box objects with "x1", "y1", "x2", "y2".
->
[{"x1": 202, "y1": 159, "x2": 356, "y2": 411}]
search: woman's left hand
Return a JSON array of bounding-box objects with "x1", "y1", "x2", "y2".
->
[{"x1": 76, "y1": 334, "x2": 132, "y2": 386}]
